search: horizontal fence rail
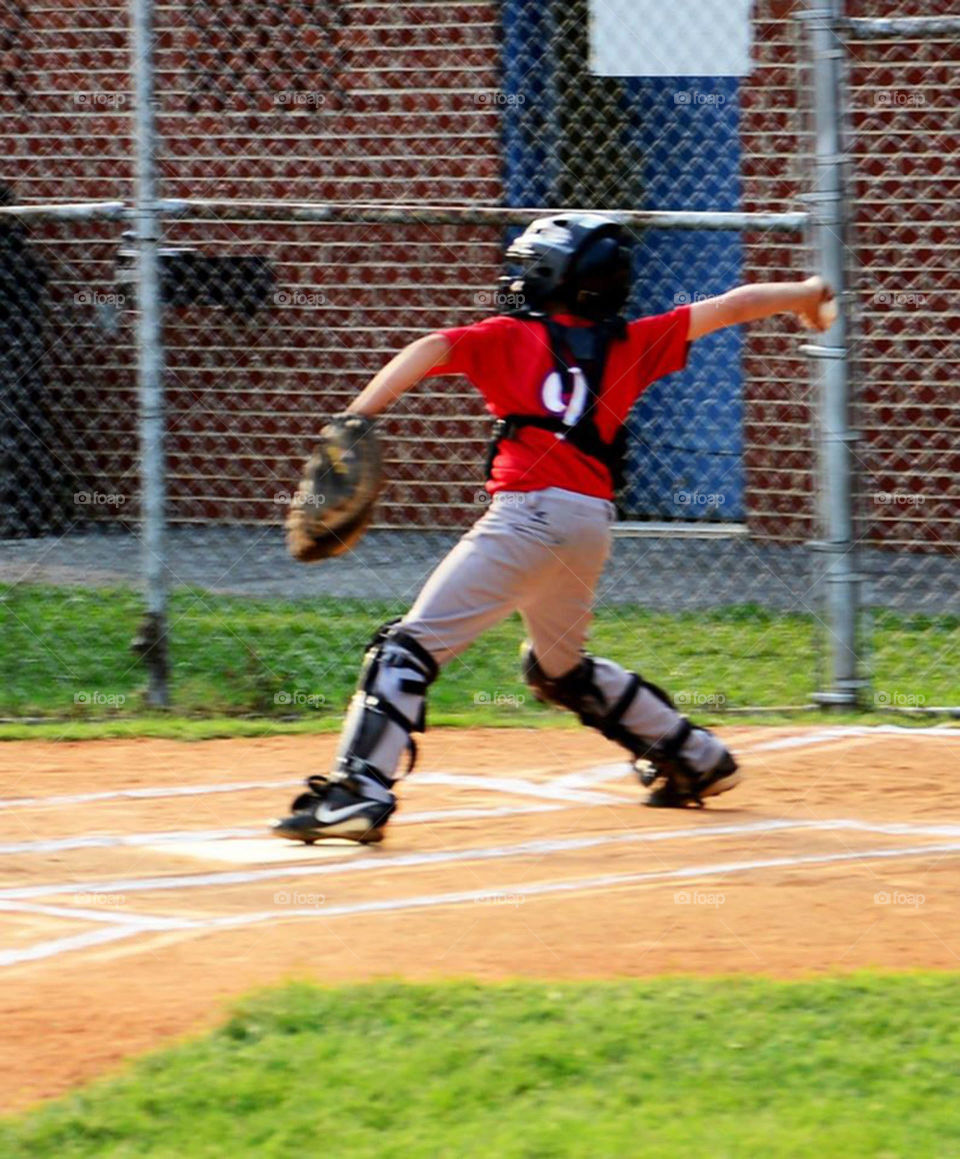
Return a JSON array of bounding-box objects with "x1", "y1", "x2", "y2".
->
[{"x1": 0, "y1": 201, "x2": 810, "y2": 234}]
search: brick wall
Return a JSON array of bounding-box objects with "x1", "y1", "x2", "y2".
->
[
  {"x1": 740, "y1": 0, "x2": 958, "y2": 549},
  {"x1": 150, "y1": 1, "x2": 502, "y2": 528},
  {"x1": 740, "y1": 3, "x2": 814, "y2": 542},
  {"x1": 1, "y1": 2, "x2": 502, "y2": 529},
  {"x1": 845, "y1": 0, "x2": 958, "y2": 550}
]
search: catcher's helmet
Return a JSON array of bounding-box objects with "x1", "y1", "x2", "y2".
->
[{"x1": 498, "y1": 213, "x2": 633, "y2": 320}]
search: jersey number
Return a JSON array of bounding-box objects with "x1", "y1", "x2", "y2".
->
[{"x1": 541, "y1": 368, "x2": 587, "y2": 426}]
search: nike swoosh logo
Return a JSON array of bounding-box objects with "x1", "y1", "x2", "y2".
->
[{"x1": 312, "y1": 801, "x2": 374, "y2": 824}]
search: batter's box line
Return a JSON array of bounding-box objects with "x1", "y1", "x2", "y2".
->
[
  {"x1": 5, "y1": 838, "x2": 960, "y2": 971},
  {"x1": 0, "y1": 898, "x2": 195, "y2": 930},
  {"x1": 4, "y1": 817, "x2": 960, "y2": 906},
  {"x1": 0, "y1": 803, "x2": 568, "y2": 858},
  {"x1": 0, "y1": 924, "x2": 151, "y2": 968},
  {"x1": 0, "y1": 818, "x2": 826, "y2": 903},
  {"x1": 0, "y1": 771, "x2": 619, "y2": 813},
  {"x1": 2, "y1": 725, "x2": 956, "y2": 813}
]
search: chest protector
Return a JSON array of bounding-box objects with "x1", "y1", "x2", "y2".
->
[{"x1": 484, "y1": 316, "x2": 629, "y2": 490}]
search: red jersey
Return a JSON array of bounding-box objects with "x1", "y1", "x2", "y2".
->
[{"x1": 425, "y1": 307, "x2": 691, "y2": 499}]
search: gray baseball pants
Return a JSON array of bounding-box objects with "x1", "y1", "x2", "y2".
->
[{"x1": 395, "y1": 487, "x2": 724, "y2": 773}]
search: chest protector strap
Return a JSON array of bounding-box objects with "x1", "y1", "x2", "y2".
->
[{"x1": 484, "y1": 317, "x2": 628, "y2": 489}]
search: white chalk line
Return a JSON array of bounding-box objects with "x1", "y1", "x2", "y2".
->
[
  {"x1": 0, "y1": 746, "x2": 842, "y2": 858},
  {"x1": 555, "y1": 727, "x2": 958, "y2": 782},
  {"x1": 0, "y1": 924, "x2": 146, "y2": 967},
  {"x1": 6, "y1": 816, "x2": 960, "y2": 908},
  {"x1": 552, "y1": 763, "x2": 631, "y2": 789},
  {"x1": 740, "y1": 727, "x2": 960, "y2": 754},
  {"x1": 0, "y1": 802, "x2": 568, "y2": 857},
  {"x1": 8, "y1": 803, "x2": 960, "y2": 863},
  {"x1": 0, "y1": 899, "x2": 194, "y2": 930},
  {"x1": 0, "y1": 827, "x2": 268, "y2": 857},
  {"x1": 1, "y1": 725, "x2": 955, "y2": 814},
  {"x1": 2, "y1": 726, "x2": 957, "y2": 969},
  {"x1": 551, "y1": 733, "x2": 855, "y2": 784},
  {"x1": 0, "y1": 771, "x2": 618, "y2": 812},
  {"x1": 0, "y1": 819, "x2": 818, "y2": 902},
  {"x1": 0, "y1": 735, "x2": 925, "y2": 860},
  {"x1": 416, "y1": 772, "x2": 621, "y2": 805},
  {"x1": 549, "y1": 735, "x2": 852, "y2": 790},
  {"x1": 0, "y1": 778, "x2": 304, "y2": 811},
  {"x1": 5, "y1": 837, "x2": 960, "y2": 969},
  {"x1": 401, "y1": 801, "x2": 565, "y2": 825}
]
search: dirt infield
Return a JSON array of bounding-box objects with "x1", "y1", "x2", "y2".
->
[{"x1": 1, "y1": 724, "x2": 959, "y2": 1112}]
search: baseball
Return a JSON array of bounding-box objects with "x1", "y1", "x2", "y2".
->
[{"x1": 818, "y1": 295, "x2": 839, "y2": 329}]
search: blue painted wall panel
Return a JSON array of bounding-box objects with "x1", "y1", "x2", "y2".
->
[
  {"x1": 625, "y1": 78, "x2": 745, "y2": 519},
  {"x1": 500, "y1": 6, "x2": 746, "y2": 520}
]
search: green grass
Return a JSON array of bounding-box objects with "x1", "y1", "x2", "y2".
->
[
  {"x1": 1, "y1": 585, "x2": 957, "y2": 731},
  {"x1": 3, "y1": 976, "x2": 960, "y2": 1157}
]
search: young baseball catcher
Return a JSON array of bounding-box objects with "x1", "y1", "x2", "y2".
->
[{"x1": 276, "y1": 213, "x2": 836, "y2": 844}]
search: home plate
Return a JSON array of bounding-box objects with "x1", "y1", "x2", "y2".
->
[{"x1": 143, "y1": 837, "x2": 366, "y2": 865}]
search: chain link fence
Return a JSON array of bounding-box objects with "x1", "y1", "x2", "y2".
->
[
  {"x1": 841, "y1": 7, "x2": 960, "y2": 710},
  {"x1": 0, "y1": 0, "x2": 956, "y2": 721}
]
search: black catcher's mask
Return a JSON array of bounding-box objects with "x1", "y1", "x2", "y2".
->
[{"x1": 496, "y1": 213, "x2": 633, "y2": 321}]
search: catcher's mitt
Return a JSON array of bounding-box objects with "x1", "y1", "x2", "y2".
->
[{"x1": 286, "y1": 414, "x2": 383, "y2": 562}]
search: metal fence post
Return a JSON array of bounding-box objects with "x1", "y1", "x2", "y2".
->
[
  {"x1": 129, "y1": 0, "x2": 168, "y2": 706},
  {"x1": 803, "y1": 0, "x2": 862, "y2": 709}
]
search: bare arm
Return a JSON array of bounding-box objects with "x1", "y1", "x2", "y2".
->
[
  {"x1": 688, "y1": 276, "x2": 834, "y2": 342},
  {"x1": 346, "y1": 333, "x2": 452, "y2": 418}
]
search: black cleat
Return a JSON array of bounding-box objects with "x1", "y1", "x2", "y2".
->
[
  {"x1": 640, "y1": 751, "x2": 741, "y2": 809},
  {"x1": 272, "y1": 774, "x2": 396, "y2": 844}
]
